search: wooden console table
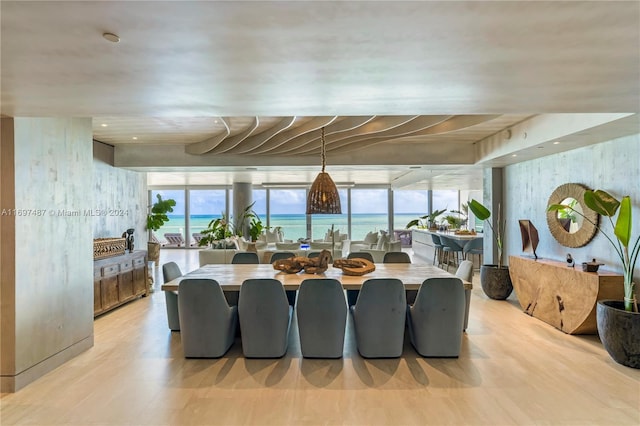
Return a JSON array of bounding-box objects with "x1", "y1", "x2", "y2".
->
[
  {"x1": 509, "y1": 256, "x2": 623, "y2": 334},
  {"x1": 93, "y1": 251, "x2": 148, "y2": 317}
]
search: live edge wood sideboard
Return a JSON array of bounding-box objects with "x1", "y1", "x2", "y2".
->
[
  {"x1": 93, "y1": 250, "x2": 148, "y2": 317},
  {"x1": 509, "y1": 256, "x2": 624, "y2": 334}
]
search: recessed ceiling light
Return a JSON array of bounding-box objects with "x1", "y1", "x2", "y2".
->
[
  {"x1": 512, "y1": 154, "x2": 518, "y2": 157},
  {"x1": 553, "y1": 141, "x2": 560, "y2": 145},
  {"x1": 132, "y1": 136, "x2": 138, "y2": 140},
  {"x1": 214, "y1": 119, "x2": 219, "y2": 124},
  {"x1": 100, "y1": 123, "x2": 108, "y2": 127},
  {"x1": 102, "y1": 32, "x2": 120, "y2": 43}
]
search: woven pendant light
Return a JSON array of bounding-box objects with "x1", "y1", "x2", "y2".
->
[{"x1": 306, "y1": 127, "x2": 342, "y2": 214}]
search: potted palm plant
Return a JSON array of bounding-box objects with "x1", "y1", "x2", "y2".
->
[
  {"x1": 467, "y1": 199, "x2": 513, "y2": 300},
  {"x1": 248, "y1": 215, "x2": 265, "y2": 242},
  {"x1": 198, "y1": 212, "x2": 234, "y2": 247},
  {"x1": 406, "y1": 208, "x2": 447, "y2": 230},
  {"x1": 549, "y1": 190, "x2": 639, "y2": 368},
  {"x1": 198, "y1": 202, "x2": 264, "y2": 248},
  {"x1": 145, "y1": 194, "x2": 177, "y2": 263},
  {"x1": 233, "y1": 202, "x2": 264, "y2": 242}
]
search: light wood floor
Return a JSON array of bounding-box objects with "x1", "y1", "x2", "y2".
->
[{"x1": 1, "y1": 249, "x2": 639, "y2": 425}]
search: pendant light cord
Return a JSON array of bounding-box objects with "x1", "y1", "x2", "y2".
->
[{"x1": 321, "y1": 127, "x2": 326, "y2": 172}]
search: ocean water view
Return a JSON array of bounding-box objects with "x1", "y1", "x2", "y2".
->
[{"x1": 154, "y1": 213, "x2": 423, "y2": 244}]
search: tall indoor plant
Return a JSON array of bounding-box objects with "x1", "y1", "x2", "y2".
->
[
  {"x1": 198, "y1": 202, "x2": 264, "y2": 247},
  {"x1": 146, "y1": 194, "x2": 176, "y2": 263},
  {"x1": 549, "y1": 189, "x2": 639, "y2": 368},
  {"x1": 198, "y1": 212, "x2": 234, "y2": 247},
  {"x1": 233, "y1": 202, "x2": 264, "y2": 242},
  {"x1": 467, "y1": 199, "x2": 512, "y2": 299},
  {"x1": 406, "y1": 208, "x2": 447, "y2": 230}
]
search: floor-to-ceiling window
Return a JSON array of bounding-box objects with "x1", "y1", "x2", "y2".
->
[
  {"x1": 150, "y1": 189, "x2": 186, "y2": 242},
  {"x1": 252, "y1": 189, "x2": 267, "y2": 221},
  {"x1": 269, "y1": 189, "x2": 307, "y2": 240},
  {"x1": 393, "y1": 189, "x2": 429, "y2": 244},
  {"x1": 433, "y1": 189, "x2": 459, "y2": 229},
  {"x1": 350, "y1": 188, "x2": 389, "y2": 240},
  {"x1": 310, "y1": 189, "x2": 349, "y2": 240},
  {"x1": 189, "y1": 189, "x2": 227, "y2": 245},
  {"x1": 149, "y1": 186, "x2": 468, "y2": 245},
  {"x1": 393, "y1": 189, "x2": 429, "y2": 230}
]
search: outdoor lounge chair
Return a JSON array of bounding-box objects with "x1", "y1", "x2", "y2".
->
[
  {"x1": 164, "y1": 233, "x2": 185, "y2": 247},
  {"x1": 191, "y1": 233, "x2": 205, "y2": 246}
]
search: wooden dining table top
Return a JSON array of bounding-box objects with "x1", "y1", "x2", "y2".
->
[{"x1": 161, "y1": 263, "x2": 472, "y2": 291}]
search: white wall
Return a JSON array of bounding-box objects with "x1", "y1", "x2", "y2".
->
[
  {"x1": 93, "y1": 141, "x2": 148, "y2": 246},
  {"x1": 503, "y1": 133, "x2": 640, "y2": 298},
  {"x1": 2, "y1": 118, "x2": 95, "y2": 390}
]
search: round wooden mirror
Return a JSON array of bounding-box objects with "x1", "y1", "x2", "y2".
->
[{"x1": 546, "y1": 183, "x2": 599, "y2": 248}]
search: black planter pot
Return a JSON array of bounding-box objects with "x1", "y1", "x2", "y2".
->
[
  {"x1": 480, "y1": 265, "x2": 513, "y2": 300},
  {"x1": 596, "y1": 300, "x2": 640, "y2": 369}
]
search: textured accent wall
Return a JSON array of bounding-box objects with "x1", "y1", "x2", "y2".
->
[
  {"x1": 93, "y1": 141, "x2": 148, "y2": 246},
  {"x1": 504, "y1": 134, "x2": 640, "y2": 298},
  {"x1": 1, "y1": 118, "x2": 94, "y2": 391}
]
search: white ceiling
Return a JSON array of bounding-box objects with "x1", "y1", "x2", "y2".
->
[{"x1": 2, "y1": 1, "x2": 639, "y2": 189}]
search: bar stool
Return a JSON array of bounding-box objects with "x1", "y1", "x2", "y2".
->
[
  {"x1": 430, "y1": 234, "x2": 444, "y2": 267},
  {"x1": 463, "y1": 237, "x2": 483, "y2": 270},
  {"x1": 439, "y1": 235, "x2": 464, "y2": 271}
]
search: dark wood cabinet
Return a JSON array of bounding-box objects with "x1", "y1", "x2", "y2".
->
[
  {"x1": 132, "y1": 256, "x2": 147, "y2": 295},
  {"x1": 93, "y1": 251, "x2": 148, "y2": 317}
]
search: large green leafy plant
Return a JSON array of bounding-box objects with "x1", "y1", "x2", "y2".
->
[
  {"x1": 198, "y1": 202, "x2": 265, "y2": 247},
  {"x1": 248, "y1": 215, "x2": 265, "y2": 242},
  {"x1": 146, "y1": 194, "x2": 177, "y2": 232},
  {"x1": 232, "y1": 202, "x2": 263, "y2": 241},
  {"x1": 198, "y1": 213, "x2": 234, "y2": 247},
  {"x1": 548, "y1": 190, "x2": 639, "y2": 312},
  {"x1": 468, "y1": 199, "x2": 505, "y2": 268},
  {"x1": 406, "y1": 208, "x2": 447, "y2": 229}
]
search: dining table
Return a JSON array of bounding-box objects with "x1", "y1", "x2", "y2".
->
[{"x1": 161, "y1": 263, "x2": 472, "y2": 292}]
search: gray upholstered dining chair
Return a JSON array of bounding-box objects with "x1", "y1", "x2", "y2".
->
[
  {"x1": 238, "y1": 278, "x2": 293, "y2": 358},
  {"x1": 382, "y1": 251, "x2": 411, "y2": 264},
  {"x1": 308, "y1": 251, "x2": 333, "y2": 263},
  {"x1": 269, "y1": 251, "x2": 296, "y2": 263},
  {"x1": 383, "y1": 251, "x2": 416, "y2": 304},
  {"x1": 177, "y1": 278, "x2": 238, "y2": 358},
  {"x1": 162, "y1": 262, "x2": 182, "y2": 331},
  {"x1": 296, "y1": 278, "x2": 347, "y2": 358},
  {"x1": 231, "y1": 251, "x2": 260, "y2": 264},
  {"x1": 455, "y1": 260, "x2": 474, "y2": 332},
  {"x1": 407, "y1": 277, "x2": 465, "y2": 357},
  {"x1": 345, "y1": 252, "x2": 375, "y2": 306},
  {"x1": 350, "y1": 278, "x2": 406, "y2": 358},
  {"x1": 269, "y1": 252, "x2": 298, "y2": 306},
  {"x1": 228, "y1": 252, "x2": 259, "y2": 306},
  {"x1": 347, "y1": 251, "x2": 375, "y2": 262}
]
